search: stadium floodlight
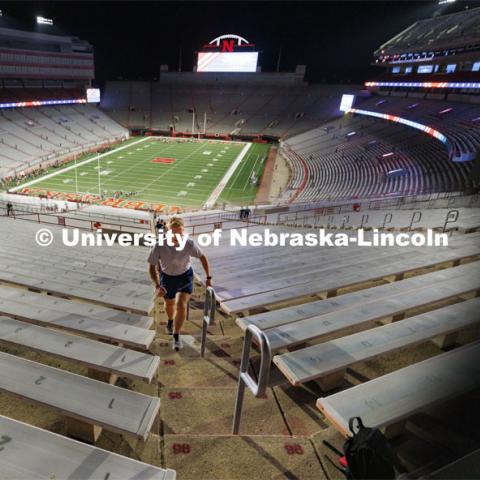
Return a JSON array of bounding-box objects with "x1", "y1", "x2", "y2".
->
[
  {"x1": 438, "y1": 0, "x2": 455, "y2": 4},
  {"x1": 36, "y1": 16, "x2": 54, "y2": 25}
]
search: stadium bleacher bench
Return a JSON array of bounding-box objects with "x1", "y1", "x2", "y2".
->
[
  {"x1": 0, "y1": 351, "x2": 160, "y2": 443},
  {"x1": 0, "y1": 415, "x2": 176, "y2": 479},
  {"x1": 231, "y1": 262, "x2": 480, "y2": 433},
  {"x1": 219, "y1": 238, "x2": 480, "y2": 314},
  {"x1": 0, "y1": 284, "x2": 153, "y2": 329},
  {"x1": 0, "y1": 251, "x2": 151, "y2": 298},
  {"x1": 0, "y1": 317, "x2": 159, "y2": 383},
  {"x1": 237, "y1": 262, "x2": 477, "y2": 332},
  {"x1": 200, "y1": 237, "x2": 480, "y2": 356},
  {"x1": 317, "y1": 341, "x2": 480, "y2": 438},
  {"x1": 0, "y1": 268, "x2": 150, "y2": 314},
  {"x1": 273, "y1": 297, "x2": 480, "y2": 390},
  {"x1": 0, "y1": 296, "x2": 155, "y2": 349}
]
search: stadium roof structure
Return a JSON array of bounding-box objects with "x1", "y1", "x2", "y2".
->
[{"x1": 374, "y1": 6, "x2": 480, "y2": 58}]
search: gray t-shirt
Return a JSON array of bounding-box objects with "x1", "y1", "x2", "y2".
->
[{"x1": 147, "y1": 239, "x2": 204, "y2": 276}]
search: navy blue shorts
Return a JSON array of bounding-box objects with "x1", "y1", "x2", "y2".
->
[{"x1": 160, "y1": 267, "x2": 194, "y2": 299}]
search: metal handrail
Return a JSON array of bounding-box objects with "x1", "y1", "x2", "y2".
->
[
  {"x1": 360, "y1": 214, "x2": 369, "y2": 228},
  {"x1": 408, "y1": 211, "x2": 422, "y2": 231},
  {"x1": 232, "y1": 324, "x2": 272, "y2": 434},
  {"x1": 443, "y1": 209, "x2": 459, "y2": 233},
  {"x1": 382, "y1": 212, "x2": 393, "y2": 230},
  {"x1": 200, "y1": 287, "x2": 216, "y2": 358}
]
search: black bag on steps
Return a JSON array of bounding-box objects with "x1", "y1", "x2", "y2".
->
[{"x1": 343, "y1": 417, "x2": 396, "y2": 479}]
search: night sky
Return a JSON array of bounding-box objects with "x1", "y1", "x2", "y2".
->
[{"x1": 0, "y1": 1, "x2": 478, "y2": 85}]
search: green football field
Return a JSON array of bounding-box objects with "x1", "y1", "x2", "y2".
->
[{"x1": 13, "y1": 137, "x2": 270, "y2": 209}]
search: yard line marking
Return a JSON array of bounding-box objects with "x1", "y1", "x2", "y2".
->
[
  {"x1": 11, "y1": 136, "x2": 151, "y2": 192},
  {"x1": 99, "y1": 141, "x2": 177, "y2": 188},
  {"x1": 243, "y1": 153, "x2": 261, "y2": 192},
  {"x1": 204, "y1": 142, "x2": 251, "y2": 208},
  {"x1": 134, "y1": 141, "x2": 207, "y2": 197}
]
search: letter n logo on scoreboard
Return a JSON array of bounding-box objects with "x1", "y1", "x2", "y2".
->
[{"x1": 221, "y1": 40, "x2": 235, "y2": 52}]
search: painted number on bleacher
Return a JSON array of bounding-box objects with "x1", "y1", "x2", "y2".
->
[
  {"x1": 365, "y1": 398, "x2": 382, "y2": 410},
  {"x1": 0, "y1": 435, "x2": 12, "y2": 452},
  {"x1": 168, "y1": 392, "x2": 183, "y2": 400},
  {"x1": 163, "y1": 360, "x2": 175, "y2": 366},
  {"x1": 35, "y1": 376, "x2": 46, "y2": 385},
  {"x1": 172, "y1": 443, "x2": 191, "y2": 454},
  {"x1": 284, "y1": 444, "x2": 304, "y2": 455}
]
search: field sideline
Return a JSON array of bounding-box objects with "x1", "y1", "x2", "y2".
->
[{"x1": 13, "y1": 137, "x2": 270, "y2": 210}]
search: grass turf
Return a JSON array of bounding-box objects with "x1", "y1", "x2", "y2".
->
[{"x1": 14, "y1": 137, "x2": 270, "y2": 209}]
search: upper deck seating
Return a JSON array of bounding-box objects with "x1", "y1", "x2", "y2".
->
[
  {"x1": 281, "y1": 101, "x2": 477, "y2": 203},
  {"x1": 0, "y1": 104, "x2": 128, "y2": 180}
]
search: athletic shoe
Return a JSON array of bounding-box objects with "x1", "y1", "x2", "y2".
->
[
  {"x1": 172, "y1": 337, "x2": 183, "y2": 351},
  {"x1": 165, "y1": 323, "x2": 173, "y2": 335}
]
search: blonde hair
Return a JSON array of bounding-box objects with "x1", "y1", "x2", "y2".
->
[{"x1": 168, "y1": 217, "x2": 184, "y2": 229}]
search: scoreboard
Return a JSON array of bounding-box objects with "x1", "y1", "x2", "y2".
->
[{"x1": 197, "y1": 34, "x2": 258, "y2": 73}]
